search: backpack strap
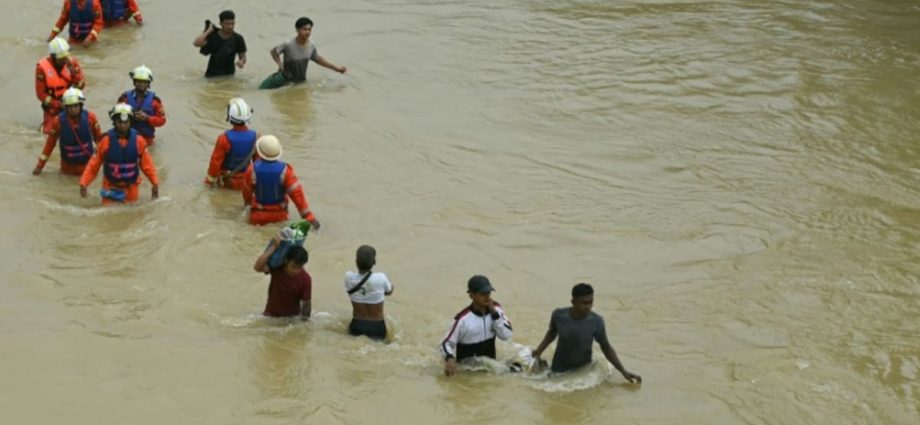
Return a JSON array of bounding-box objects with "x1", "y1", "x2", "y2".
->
[{"x1": 347, "y1": 272, "x2": 373, "y2": 295}]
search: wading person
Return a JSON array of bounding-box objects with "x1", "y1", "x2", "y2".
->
[
  {"x1": 254, "y1": 235, "x2": 312, "y2": 320},
  {"x1": 440, "y1": 275, "x2": 514, "y2": 377},
  {"x1": 204, "y1": 97, "x2": 258, "y2": 190},
  {"x1": 100, "y1": 0, "x2": 143, "y2": 27},
  {"x1": 240, "y1": 135, "x2": 320, "y2": 228},
  {"x1": 79, "y1": 103, "x2": 159, "y2": 205},
  {"x1": 262, "y1": 17, "x2": 345, "y2": 89},
  {"x1": 33, "y1": 88, "x2": 102, "y2": 176},
  {"x1": 193, "y1": 10, "x2": 247, "y2": 78},
  {"x1": 36, "y1": 38, "x2": 85, "y2": 135},
  {"x1": 47, "y1": 0, "x2": 103, "y2": 45},
  {"x1": 531, "y1": 283, "x2": 642, "y2": 383},
  {"x1": 344, "y1": 245, "x2": 394, "y2": 340},
  {"x1": 116, "y1": 65, "x2": 166, "y2": 145}
]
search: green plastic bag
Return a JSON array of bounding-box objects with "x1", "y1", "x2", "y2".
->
[{"x1": 259, "y1": 71, "x2": 289, "y2": 90}]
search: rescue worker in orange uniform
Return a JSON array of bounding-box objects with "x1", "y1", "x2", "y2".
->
[
  {"x1": 101, "y1": 0, "x2": 143, "y2": 27},
  {"x1": 116, "y1": 66, "x2": 166, "y2": 145},
  {"x1": 47, "y1": 0, "x2": 104, "y2": 46},
  {"x1": 33, "y1": 88, "x2": 102, "y2": 176},
  {"x1": 36, "y1": 38, "x2": 86, "y2": 135},
  {"x1": 79, "y1": 103, "x2": 160, "y2": 205},
  {"x1": 241, "y1": 136, "x2": 320, "y2": 228},
  {"x1": 205, "y1": 98, "x2": 259, "y2": 190}
]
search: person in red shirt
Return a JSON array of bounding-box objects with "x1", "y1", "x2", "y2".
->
[
  {"x1": 47, "y1": 0, "x2": 104, "y2": 46},
  {"x1": 36, "y1": 38, "x2": 86, "y2": 135},
  {"x1": 205, "y1": 97, "x2": 258, "y2": 190},
  {"x1": 79, "y1": 103, "x2": 160, "y2": 205},
  {"x1": 240, "y1": 135, "x2": 321, "y2": 228},
  {"x1": 33, "y1": 88, "x2": 102, "y2": 176},
  {"x1": 116, "y1": 65, "x2": 166, "y2": 145},
  {"x1": 101, "y1": 0, "x2": 143, "y2": 27},
  {"x1": 254, "y1": 235, "x2": 312, "y2": 319}
]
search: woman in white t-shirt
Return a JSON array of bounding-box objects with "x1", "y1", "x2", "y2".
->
[{"x1": 344, "y1": 245, "x2": 393, "y2": 340}]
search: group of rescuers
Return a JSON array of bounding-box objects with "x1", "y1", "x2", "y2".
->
[{"x1": 30, "y1": 3, "x2": 642, "y2": 383}]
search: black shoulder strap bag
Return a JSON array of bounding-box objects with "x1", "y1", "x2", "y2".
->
[{"x1": 347, "y1": 272, "x2": 373, "y2": 295}]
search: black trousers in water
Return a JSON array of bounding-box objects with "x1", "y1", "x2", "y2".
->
[{"x1": 349, "y1": 319, "x2": 387, "y2": 340}]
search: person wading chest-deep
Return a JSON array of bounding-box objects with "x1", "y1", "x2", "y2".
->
[{"x1": 254, "y1": 234, "x2": 311, "y2": 319}]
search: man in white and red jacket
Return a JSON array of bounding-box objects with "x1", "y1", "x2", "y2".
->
[{"x1": 440, "y1": 275, "x2": 514, "y2": 377}]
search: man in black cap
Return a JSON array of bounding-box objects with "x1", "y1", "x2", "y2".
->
[{"x1": 439, "y1": 275, "x2": 514, "y2": 376}]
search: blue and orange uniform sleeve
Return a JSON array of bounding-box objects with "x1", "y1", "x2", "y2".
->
[
  {"x1": 205, "y1": 133, "x2": 232, "y2": 184},
  {"x1": 87, "y1": 111, "x2": 103, "y2": 141},
  {"x1": 69, "y1": 58, "x2": 86, "y2": 89},
  {"x1": 35, "y1": 63, "x2": 55, "y2": 107},
  {"x1": 90, "y1": 0, "x2": 104, "y2": 40},
  {"x1": 282, "y1": 165, "x2": 316, "y2": 221},
  {"x1": 36, "y1": 119, "x2": 64, "y2": 170},
  {"x1": 50, "y1": 1, "x2": 72, "y2": 37},
  {"x1": 147, "y1": 97, "x2": 166, "y2": 128},
  {"x1": 240, "y1": 163, "x2": 254, "y2": 205},
  {"x1": 136, "y1": 136, "x2": 159, "y2": 186},
  {"x1": 128, "y1": 0, "x2": 143, "y2": 24},
  {"x1": 79, "y1": 133, "x2": 108, "y2": 187}
]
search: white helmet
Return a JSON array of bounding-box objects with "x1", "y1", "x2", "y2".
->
[
  {"x1": 62, "y1": 88, "x2": 85, "y2": 106},
  {"x1": 109, "y1": 103, "x2": 134, "y2": 122},
  {"x1": 130, "y1": 65, "x2": 153, "y2": 82},
  {"x1": 48, "y1": 38, "x2": 70, "y2": 58},
  {"x1": 256, "y1": 135, "x2": 283, "y2": 161},
  {"x1": 227, "y1": 97, "x2": 252, "y2": 124}
]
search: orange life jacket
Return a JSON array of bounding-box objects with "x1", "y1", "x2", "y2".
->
[{"x1": 38, "y1": 57, "x2": 74, "y2": 99}]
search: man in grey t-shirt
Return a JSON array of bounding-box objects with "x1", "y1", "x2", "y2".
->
[
  {"x1": 270, "y1": 17, "x2": 346, "y2": 84},
  {"x1": 532, "y1": 283, "x2": 642, "y2": 383}
]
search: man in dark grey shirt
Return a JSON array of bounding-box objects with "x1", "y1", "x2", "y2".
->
[
  {"x1": 532, "y1": 283, "x2": 642, "y2": 383},
  {"x1": 270, "y1": 17, "x2": 346, "y2": 84}
]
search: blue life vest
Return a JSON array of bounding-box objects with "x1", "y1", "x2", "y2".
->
[
  {"x1": 253, "y1": 160, "x2": 287, "y2": 206},
  {"x1": 58, "y1": 111, "x2": 94, "y2": 164},
  {"x1": 222, "y1": 129, "x2": 257, "y2": 172},
  {"x1": 104, "y1": 129, "x2": 140, "y2": 185},
  {"x1": 102, "y1": 0, "x2": 127, "y2": 21},
  {"x1": 69, "y1": 0, "x2": 95, "y2": 41},
  {"x1": 124, "y1": 90, "x2": 156, "y2": 137}
]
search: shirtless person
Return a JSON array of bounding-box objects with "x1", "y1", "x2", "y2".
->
[{"x1": 344, "y1": 245, "x2": 393, "y2": 340}]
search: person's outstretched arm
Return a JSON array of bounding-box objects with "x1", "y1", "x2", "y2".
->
[
  {"x1": 600, "y1": 342, "x2": 642, "y2": 383},
  {"x1": 314, "y1": 55, "x2": 346, "y2": 74}
]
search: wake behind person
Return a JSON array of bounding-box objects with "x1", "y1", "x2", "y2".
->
[
  {"x1": 344, "y1": 245, "x2": 394, "y2": 341},
  {"x1": 531, "y1": 283, "x2": 642, "y2": 383},
  {"x1": 193, "y1": 10, "x2": 247, "y2": 77},
  {"x1": 254, "y1": 234, "x2": 312, "y2": 320}
]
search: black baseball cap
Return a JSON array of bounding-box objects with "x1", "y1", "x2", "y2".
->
[{"x1": 467, "y1": 275, "x2": 495, "y2": 294}]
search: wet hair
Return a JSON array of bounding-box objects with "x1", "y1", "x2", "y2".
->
[
  {"x1": 295, "y1": 17, "x2": 313, "y2": 29},
  {"x1": 219, "y1": 10, "x2": 235, "y2": 22},
  {"x1": 356, "y1": 245, "x2": 376, "y2": 271},
  {"x1": 572, "y1": 283, "x2": 594, "y2": 298},
  {"x1": 285, "y1": 246, "x2": 309, "y2": 266}
]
